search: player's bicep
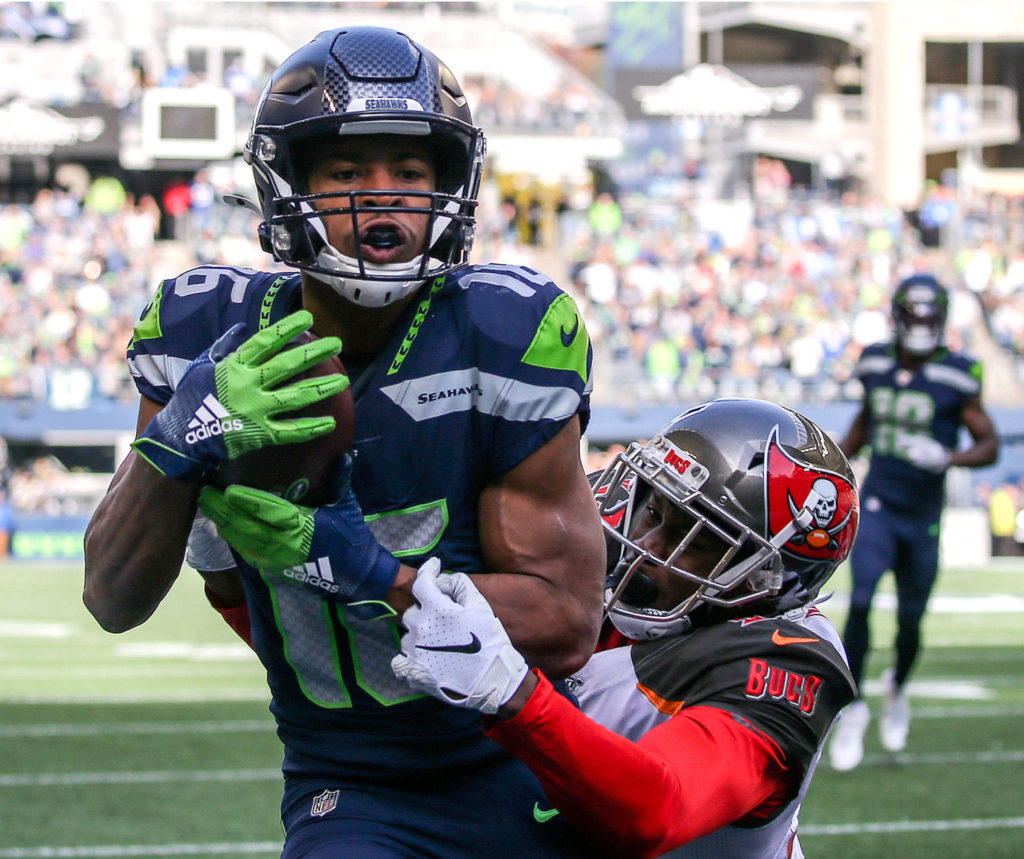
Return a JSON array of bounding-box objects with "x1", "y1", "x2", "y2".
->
[
  {"x1": 478, "y1": 416, "x2": 603, "y2": 578},
  {"x1": 474, "y1": 417, "x2": 605, "y2": 675},
  {"x1": 840, "y1": 400, "x2": 871, "y2": 458},
  {"x1": 135, "y1": 395, "x2": 163, "y2": 438},
  {"x1": 957, "y1": 396, "x2": 999, "y2": 467},
  {"x1": 638, "y1": 705, "x2": 792, "y2": 828}
]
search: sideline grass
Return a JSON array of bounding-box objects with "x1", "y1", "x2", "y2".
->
[{"x1": 0, "y1": 559, "x2": 1022, "y2": 857}]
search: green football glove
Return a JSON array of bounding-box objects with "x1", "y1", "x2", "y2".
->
[
  {"x1": 133, "y1": 310, "x2": 348, "y2": 481},
  {"x1": 198, "y1": 457, "x2": 400, "y2": 603}
]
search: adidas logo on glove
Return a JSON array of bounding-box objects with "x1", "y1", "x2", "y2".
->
[
  {"x1": 185, "y1": 395, "x2": 243, "y2": 444},
  {"x1": 283, "y1": 557, "x2": 342, "y2": 596}
]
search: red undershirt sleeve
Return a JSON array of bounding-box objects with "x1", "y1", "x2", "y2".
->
[
  {"x1": 485, "y1": 671, "x2": 793, "y2": 858},
  {"x1": 204, "y1": 585, "x2": 254, "y2": 649}
]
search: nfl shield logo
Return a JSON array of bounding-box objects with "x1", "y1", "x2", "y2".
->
[{"x1": 311, "y1": 788, "x2": 340, "y2": 818}]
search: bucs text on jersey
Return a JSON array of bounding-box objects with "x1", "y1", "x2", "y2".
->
[{"x1": 128, "y1": 263, "x2": 593, "y2": 782}]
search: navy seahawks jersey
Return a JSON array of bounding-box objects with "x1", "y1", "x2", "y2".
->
[
  {"x1": 854, "y1": 341, "x2": 982, "y2": 520},
  {"x1": 128, "y1": 263, "x2": 593, "y2": 782}
]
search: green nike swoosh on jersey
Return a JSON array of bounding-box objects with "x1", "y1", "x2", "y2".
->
[{"x1": 533, "y1": 803, "x2": 560, "y2": 823}]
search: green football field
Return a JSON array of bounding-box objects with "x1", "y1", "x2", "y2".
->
[{"x1": 1, "y1": 558, "x2": 1022, "y2": 858}]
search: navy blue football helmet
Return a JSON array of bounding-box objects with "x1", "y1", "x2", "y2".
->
[
  {"x1": 893, "y1": 274, "x2": 948, "y2": 356},
  {"x1": 244, "y1": 27, "x2": 486, "y2": 306}
]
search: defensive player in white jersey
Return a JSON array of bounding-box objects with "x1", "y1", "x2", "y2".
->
[{"x1": 393, "y1": 398, "x2": 860, "y2": 858}]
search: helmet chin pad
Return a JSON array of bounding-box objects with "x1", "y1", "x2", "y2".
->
[
  {"x1": 899, "y1": 323, "x2": 941, "y2": 355},
  {"x1": 313, "y1": 243, "x2": 441, "y2": 307},
  {"x1": 604, "y1": 589, "x2": 693, "y2": 641}
]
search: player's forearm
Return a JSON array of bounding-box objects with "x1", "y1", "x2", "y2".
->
[
  {"x1": 472, "y1": 556, "x2": 604, "y2": 679},
  {"x1": 951, "y1": 436, "x2": 999, "y2": 468},
  {"x1": 389, "y1": 555, "x2": 602, "y2": 677},
  {"x1": 487, "y1": 675, "x2": 706, "y2": 857},
  {"x1": 83, "y1": 453, "x2": 199, "y2": 632}
]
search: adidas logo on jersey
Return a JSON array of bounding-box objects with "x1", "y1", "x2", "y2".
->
[
  {"x1": 283, "y1": 557, "x2": 342, "y2": 596},
  {"x1": 184, "y1": 395, "x2": 243, "y2": 444}
]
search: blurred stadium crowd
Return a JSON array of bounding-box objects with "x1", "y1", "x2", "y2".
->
[
  {"x1": 569, "y1": 184, "x2": 1024, "y2": 407},
  {"x1": 7, "y1": 176, "x2": 1024, "y2": 412}
]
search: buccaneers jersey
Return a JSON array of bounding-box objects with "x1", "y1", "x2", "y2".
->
[
  {"x1": 489, "y1": 605, "x2": 855, "y2": 858},
  {"x1": 128, "y1": 262, "x2": 593, "y2": 783},
  {"x1": 854, "y1": 342, "x2": 982, "y2": 520}
]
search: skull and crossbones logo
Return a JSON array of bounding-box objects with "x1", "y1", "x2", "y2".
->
[{"x1": 788, "y1": 478, "x2": 852, "y2": 551}]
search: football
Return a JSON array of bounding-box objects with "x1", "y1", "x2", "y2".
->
[{"x1": 211, "y1": 330, "x2": 355, "y2": 506}]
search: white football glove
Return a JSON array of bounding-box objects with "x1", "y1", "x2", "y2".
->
[
  {"x1": 391, "y1": 558, "x2": 528, "y2": 715},
  {"x1": 901, "y1": 435, "x2": 952, "y2": 474}
]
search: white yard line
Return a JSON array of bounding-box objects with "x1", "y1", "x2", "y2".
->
[
  {"x1": 802, "y1": 817, "x2": 1024, "y2": 836},
  {"x1": 3, "y1": 704, "x2": 1021, "y2": 739},
  {"x1": 0, "y1": 844, "x2": 281, "y2": 857},
  {"x1": 1, "y1": 691, "x2": 270, "y2": 704},
  {"x1": 0, "y1": 769, "x2": 281, "y2": 787},
  {"x1": 861, "y1": 749, "x2": 1024, "y2": 765},
  {"x1": 5, "y1": 746, "x2": 1024, "y2": 789},
  {"x1": 825, "y1": 592, "x2": 1024, "y2": 613},
  {"x1": 2, "y1": 818, "x2": 1023, "y2": 856},
  {"x1": 0, "y1": 720, "x2": 272, "y2": 738}
]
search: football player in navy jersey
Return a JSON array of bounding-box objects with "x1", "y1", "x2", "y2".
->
[
  {"x1": 83, "y1": 26, "x2": 605, "y2": 858},
  {"x1": 392, "y1": 398, "x2": 860, "y2": 858},
  {"x1": 828, "y1": 273, "x2": 998, "y2": 772}
]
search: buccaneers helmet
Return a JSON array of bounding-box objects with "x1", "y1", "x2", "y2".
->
[
  {"x1": 593, "y1": 398, "x2": 859, "y2": 640},
  {"x1": 244, "y1": 26, "x2": 485, "y2": 306},
  {"x1": 893, "y1": 273, "x2": 948, "y2": 356}
]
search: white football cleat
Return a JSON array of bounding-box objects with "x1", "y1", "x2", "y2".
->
[
  {"x1": 880, "y1": 668, "x2": 910, "y2": 752},
  {"x1": 829, "y1": 699, "x2": 870, "y2": 771}
]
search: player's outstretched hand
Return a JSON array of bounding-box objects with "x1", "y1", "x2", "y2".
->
[
  {"x1": 198, "y1": 455, "x2": 399, "y2": 603},
  {"x1": 901, "y1": 435, "x2": 952, "y2": 474},
  {"x1": 391, "y1": 558, "x2": 528, "y2": 715},
  {"x1": 133, "y1": 310, "x2": 348, "y2": 481}
]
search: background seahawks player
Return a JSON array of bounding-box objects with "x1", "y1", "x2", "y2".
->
[
  {"x1": 828, "y1": 273, "x2": 998, "y2": 772},
  {"x1": 393, "y1": 398, "x2": 860, "y2": 858},
  {"x1": 84, "y1": 26, "x2": 605, "y2": 858}
]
